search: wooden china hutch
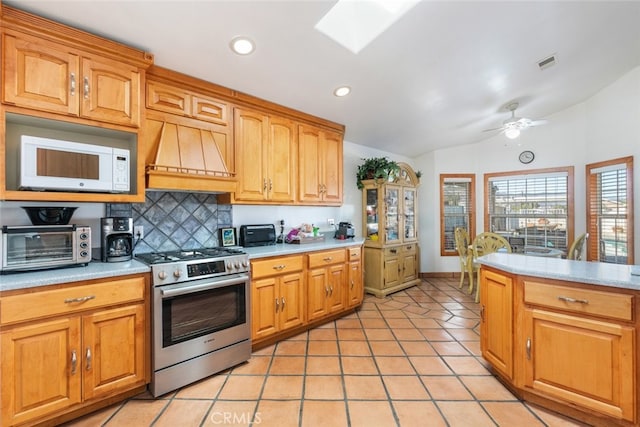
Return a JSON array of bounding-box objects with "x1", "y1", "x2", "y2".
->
[{"x1": 361, "y1": 163, "x2": 420, "y2": 297}]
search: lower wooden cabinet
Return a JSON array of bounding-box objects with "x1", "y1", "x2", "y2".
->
[
  {"x1": 479, "y1": 268, "x2": 513, "y2": 380},
  {"x1": 0, "y1": 275, "x2": 148, "y2": 427},
  {"x1": 364, "y1": 244, "x2": 420, "y2": 297},
  {"x1": 250, "y1": 245, "x2": 363, "y2": 348},
  {"x1": 479, "y1": 266, "x2": 638, "y2": 425},
  {"x1": 251, "y1": 255, "x2": 305, "y2": 341}
]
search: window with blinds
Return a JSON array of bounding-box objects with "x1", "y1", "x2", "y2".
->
[
  {"x1": 440, "y1": 174, "x2": 475, "y2": 256},
  {"x1": 586, "y1": 156, "x2": 633, "y2": 264},
  {"x1": 485, "y1": 167, "x2": 573, "y2": 251}
]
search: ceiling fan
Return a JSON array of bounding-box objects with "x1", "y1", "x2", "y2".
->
[{"x1": 483, "y1": 102, "x2": 548, "y2": 139}]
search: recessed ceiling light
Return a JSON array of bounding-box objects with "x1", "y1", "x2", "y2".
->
[
  {"x1": 334, "y1": 86, "x2": 351, "y2": 97},
  {"x1": 230, "y1": 37, "x2": 255, "y2": 55}
]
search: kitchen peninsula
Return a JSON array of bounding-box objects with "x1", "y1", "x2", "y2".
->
[{"x1": 477, "y1": 253, "x2": 640, "y2": 426}]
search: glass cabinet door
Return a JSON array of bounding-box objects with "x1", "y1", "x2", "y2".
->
[
  {"x1": 365, "y1": 187, "x2": 379, "y2": 242},
  {"x1": 385, "y1": 186, "x2": 400, "y2": 243},
  {"x1": 403, "y1": 187, "x2": 417, "y2": 241}
]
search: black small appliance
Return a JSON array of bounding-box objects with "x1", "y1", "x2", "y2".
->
[
  {"x1": 239, "y1": 224, "x2": 276, "y2": 247},
  {"x1": 101, "y1": 217, "x2": 133, "y2": 262},
  {"x1": 335, "y1": 222, "x2": 355, "y2": 240}
]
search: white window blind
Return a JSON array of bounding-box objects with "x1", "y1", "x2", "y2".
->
[
  {"x1": 588, "y1": 159, "x2": 632, "y2": 264},
  {"x1": 487, "y1": 172, "x2": 569, "y2": 250},
  {"x1": 442, "y1": 177, "x2": 474, "y2": 254}
]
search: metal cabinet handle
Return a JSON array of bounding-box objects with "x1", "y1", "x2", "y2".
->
[
  {"x1": 351, "y1": 280, "x2": 354, "y2": 290},
  {"x1": 480, "y1": 305, "x2": 485, "y2": 322},
  {"x1": 263, "y1": 178, "x2": 267, "y2": 191},
  {"x1": 83, "y1": 76, "x2": 90, "y2": 99},
  {"x1": 273, "y1": 265, "x2": 286, "y2": 270},
  {"x1": 558, "y1": 296, "x2": 589, "y2": 304},
  {"x1": 281, "y1": 297, "x2": 285, "y2": 310},
  {"x1": 70, "y1": 73, "x2": 76, "y2": 96},
  {"x1": 269, "y1": 179, "x2": 273, "y2": 191},
  {"x1": 71, "y1": 350, "x2": 77, "y2": 375},
  {"x1": 325, "y1": 286, "x2": 329, "y2": 297},
  {"x1": 64, "y1": 295, "x2": 96, "y2": 304},
  {"x1": 329, "y1": 285, "x2": 334, "y2": 296},
  {"x1": 526, "y1": 338, "x2": 531, "y2": 360},
  {"x1": 86, "y1": 347, "x2": 92, "y2": 370},
  {"x1": 323, "y1": 257, "x2": 333, "y2": 262},
  {"x1": 275, "y1": 298, "x2": 279, "y2": 313},
  {"x1": 390, "y1": 249, "x2": 397, "y2": 254}
]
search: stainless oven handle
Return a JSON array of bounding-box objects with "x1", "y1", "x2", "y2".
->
[{"x1": 160, "y1": 274, "x2": 249, "y2": 298}]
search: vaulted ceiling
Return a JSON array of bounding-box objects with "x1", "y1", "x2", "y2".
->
[{"x1": 8, "y1": 1, "x2": 640, "y2": 157}]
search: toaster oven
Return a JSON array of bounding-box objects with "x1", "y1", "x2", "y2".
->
[{"x1": 239, "y1": 224, "x2": 276, "y2": 247}]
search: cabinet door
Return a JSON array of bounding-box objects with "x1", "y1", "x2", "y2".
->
[
  {"x1": 348, "y1": 260, "x2": 363, "y2": 307},
  {"x1": 403, "y1": 187, "x2": 417, "y2": 242},
  {"x1": 252, "y1": 277, "x2": 279, "y2": 340},
  {"x1": 1, "y1": 318, "x2": 82, "y2": 426},
  {"x1": 267, "y1": 117, "x2": 297, "y2": 202},
  {"x1": 523, "y1": 308, "x2": 635, "y2": 421},
  {"x1": 383, "y1": 256, "x2": 401, "y2": 289},
  {"x1": 320, "y1": 129, "x2": 343, "y2": 204},
  {"x1": 307, "y1": 268, "x2": 329, "y2": 321},
  {"x1": 82, "y1": 304, "x2": 146, "y2": 400},
  {"x1": 81, "y1": 57, "x2": 140, "y2": 127},
  {"x1": 298, "y1": 125, "x2": 322, "y2": 203},
  {"x1": 480, "y1": 268, "x2": 513, "y2": 380},
  {"x1": 327, "y1": 264, "x2": 346, "y2": 314},
  {"x1": 234, "y1": 108, "x2": 269, "y2": 201},
  {"x1": 401, "y1": 251, "x2": 418, "y2": 283},
  {"x1": 279, "y1": 272, "x2": 305, "y2": 331},
  {"x1": 384, "y1": 186, "x2": 401, "y2": 244},
  {"x1": 3, "y1": 33, "x2": 79, "y2": 115}
]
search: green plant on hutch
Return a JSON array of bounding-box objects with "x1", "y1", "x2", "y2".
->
[{"x1": 356, "y1": 157, "x2": 401, "y2": 189}]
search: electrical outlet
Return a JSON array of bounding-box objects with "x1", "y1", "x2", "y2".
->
[
  {"x1": 134, "y1": 225, "x2": 144, "y2": 240},
  {"x1": 327, "y1": 218, "x2": 335, "y2": 226}
]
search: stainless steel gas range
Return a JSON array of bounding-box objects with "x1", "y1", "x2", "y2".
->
[{"x1": 136, "y1": 247, "x2": 251, "y2": 397}]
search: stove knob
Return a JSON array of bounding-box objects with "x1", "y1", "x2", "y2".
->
[
  {"x1": 158, "y1": 270, "x2": 168, "y2": 280},
  {"x1": 242, "y1": 260, "x2": 249, "y2": 268},
  {"x1": 173, "y1": 269, "x2": 182, "y2": 278},
  {"x1": 226, "y1": 261, "x2": 233, "y2": 271},
  {"x1": 234, "y1": 261, "x2": 241, "y2": 268}
]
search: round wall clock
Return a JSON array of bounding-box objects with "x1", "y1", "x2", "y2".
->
[{"x1": 519, "y1": 150, "x2": 535, "y2": 164}]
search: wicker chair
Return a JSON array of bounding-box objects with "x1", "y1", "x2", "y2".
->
[
  {"x1": 454, "y1": 227, "x2": 474, "y2": 293},
  {"x1": 567, "y1": 233, "x2": 589, "y2": 260},
  {"x1": 471, "y1": 232, "x2": 512, "y2": 302}
]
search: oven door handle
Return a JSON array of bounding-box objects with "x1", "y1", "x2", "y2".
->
[{"x1": 160, "y1": 274, "x2": 249, "y2": 298}]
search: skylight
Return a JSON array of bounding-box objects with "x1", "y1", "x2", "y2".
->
[{"x1": 315, "y1": 0, "x2": 419, "y2": 54}]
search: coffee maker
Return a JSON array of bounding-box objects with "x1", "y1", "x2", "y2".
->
[{"x1": 101, "y1": 217, "x2": 133, "y2": 262}]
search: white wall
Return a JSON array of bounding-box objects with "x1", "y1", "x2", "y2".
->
[{"x1": 415, "y1": 66, "x2": 640, "y2": 272}]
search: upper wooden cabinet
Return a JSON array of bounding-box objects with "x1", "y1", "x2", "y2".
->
[
  {"x1": 2, "y1": 24, "x2": 151, "y2": 128},
  {"x1": 147, "y1": 81, "x2": 229, "y2": 126},
  {"x1": 298, "y1": 124, "x2": 343, "y2": 205},
  {"x1": 230, "y1": 108, "x2": 297, "y2": 203}
]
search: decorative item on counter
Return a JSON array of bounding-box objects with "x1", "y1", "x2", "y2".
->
[{"x1": 285, "y1": 223, "x2": 325, "y2": 244}]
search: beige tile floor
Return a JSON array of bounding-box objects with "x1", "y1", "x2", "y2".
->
[{"x1": 64, "y1": 278, "x2": 589, "y2": 427}]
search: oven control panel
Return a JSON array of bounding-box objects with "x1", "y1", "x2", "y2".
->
[{"x1": 152, "y1": 255, "x2": 250, "y2": 285}]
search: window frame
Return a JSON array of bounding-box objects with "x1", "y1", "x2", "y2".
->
[
  {"x1": 484, "y1": 166, "x2": 574, "y2": 252},
  {"x1": 586, "y1": 156, "x2": 634, "y2": 264},
  {"x1": 440, "y1": 173, "x2": 475, "y2": 256}
]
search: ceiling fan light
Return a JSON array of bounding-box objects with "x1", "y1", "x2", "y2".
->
[{"x1": 505, "y1": 127, "x2": 520, "y2": 139}]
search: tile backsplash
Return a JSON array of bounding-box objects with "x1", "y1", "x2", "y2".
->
[{"x1": 109, "y1": 191, "x2": 232, "y2": 254}]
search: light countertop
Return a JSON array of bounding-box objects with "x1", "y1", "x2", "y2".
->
[
  {"x1": 0, "y1": 259, "x2": 151, "y2": 293},
  {"x1": 478, "y1": 253, "x2": 640, "y2": 290},
  {"x1": 241, "y1": 237, "x2": 364, "y2": 259}
]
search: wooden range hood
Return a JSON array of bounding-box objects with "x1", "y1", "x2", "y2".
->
[{"x1": 145, "y1": 119, "x2": 237, "y2": 193}]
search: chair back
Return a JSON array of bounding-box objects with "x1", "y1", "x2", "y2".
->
[
  {"x1": 454, "y1": 227, "x2": 470, "y2": 259},
  {"x1": 472, "y1": 232, "x2": 512, "y2": 258},
  {"x1": 568, "y1": 233, "x2": 589, "y2": 260}
]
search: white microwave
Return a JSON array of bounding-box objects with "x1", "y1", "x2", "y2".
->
[{"x1": 20, "y1": 135, "x2": 130, "y2": 193}]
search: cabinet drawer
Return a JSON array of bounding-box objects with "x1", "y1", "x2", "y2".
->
[
  {"x1": 308, "y1": 249, "x2": 346, "y2": 268},
  {"x1": 147, "y1": 81, "x2": 190, "y2": 116},
  {"x1": 348, "y1": 247, "x2": 361, "y2": 261},
  {"x1": 0, "y1": 276, "x2": 146, "y2": 325},
  {"x1": 402, "y1": 244, "x2": 417, "y2": 254},
  {"x1": 384, "y1": 246, "x2": 402, "y2": 257},
  {"x1": 252, "y1": 255, "x2": 303, "y2": 279},
  {"x1": 524, "y1": 281, "x2": 633, "y2": 321}
]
